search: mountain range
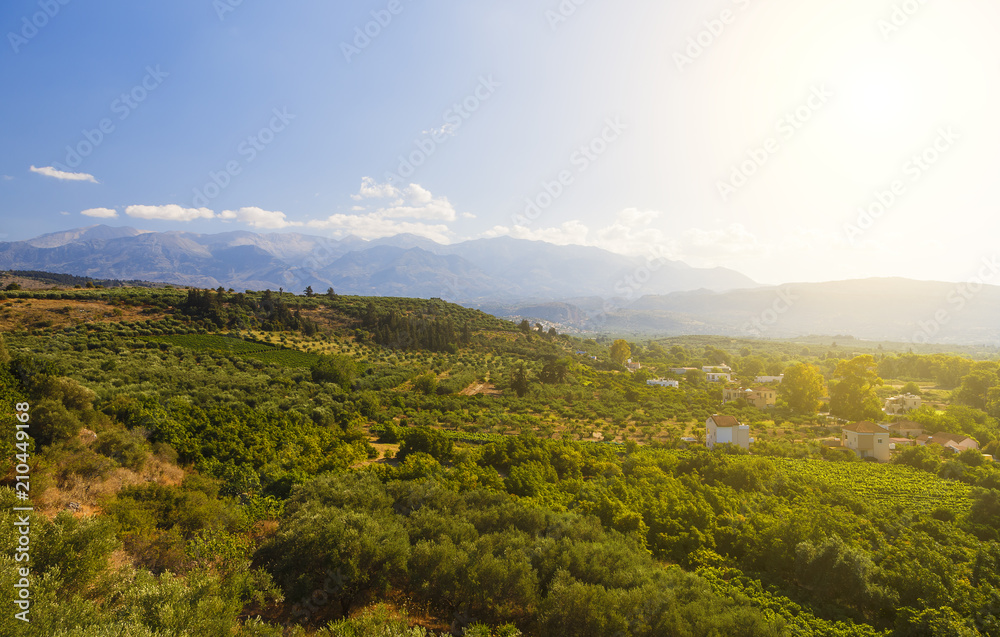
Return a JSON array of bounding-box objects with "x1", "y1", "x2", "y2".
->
[
  {"x1": 3, "y1": 225, "x2": 999, "y2": 345},
  {"x1": 0, "y1": 225, "x2": 756, "y2": 301}
]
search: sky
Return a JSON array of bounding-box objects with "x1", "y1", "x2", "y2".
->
[{"x1": 1, "y1": 0, "x2": 999, "y2": 285}]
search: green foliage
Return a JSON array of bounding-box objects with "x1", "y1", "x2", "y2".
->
[
  {"x1": 901, "y1": 381, "x2": 922, "y2": 396},
  {"x1": 829, "y1": 355, "x2": 884, "y2": 421},
  {"x1": 609, "y1": 339, "x2": 631, "y2": 366},
  {"x1": 311, "y1": 354, "x2": 360, "y2": 388},
  {"x1": 412, "y1": 372, "x2": 438, "y2": 395},
  {"x1": 398, "y1": 427, "x2": 454, "y2": 463},
  {"x1": 779, "y1": 362, "x2": 825, "y2": 414}
]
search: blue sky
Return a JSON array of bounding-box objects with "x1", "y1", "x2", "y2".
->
[{"x1": 2, "y1": 0, "x2": 1000, "y2": 284}]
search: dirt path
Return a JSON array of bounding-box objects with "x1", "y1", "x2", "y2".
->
[{"x1": 459, "y1": 382, "x2": 502, "y2": 396}]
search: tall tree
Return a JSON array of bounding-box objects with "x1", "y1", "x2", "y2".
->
[
  {"x1": 829, "y1": 355, "x2": 883, "y2": 421},
  {"x1": 954, "y1": 362, "x2": 1000, "y2": 411},
  {"x1": 610, "y1": 340, "x2": 632, "y2": 366},
  {"x1": 510, "y1": 363, "x2": 530, "y2": 397},
  {"x1": 779, "y1": 363, "x2": 825, "y2": 414}
]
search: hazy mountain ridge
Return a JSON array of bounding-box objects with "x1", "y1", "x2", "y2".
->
[
  {"x1": 579, "y1": 278, "x2": 1000, "y2": 344},
  {"x1": 0, "y1": 225, "x2": 757, "y2": 301}
]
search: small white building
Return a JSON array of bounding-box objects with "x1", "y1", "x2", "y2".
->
[
  {"x1": 755, "y1": 375, "x2": 784, "y2": 384},
  {"x1": 647, "y1": 378, "x2": 680, "y2": 388},
  {"x1": 703, "y1": 365, "x2": 733, "y2": 382},
  {"x1": 884, "y1": 394, "x2": 922, "y2": 415},
  {"x1": 669, "y1": 367, "x2": 700, "y2": 376},
  {"x1": 706, "y1": 414, "x2": 750, "y2": 450}
]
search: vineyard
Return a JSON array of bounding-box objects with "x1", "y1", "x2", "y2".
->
[
  {"x1": 769, "y1": 456, "x2": 974, "y2": 515},
  {"x1": 141, "y1": 334, "x2": 323, "y2": 368}
]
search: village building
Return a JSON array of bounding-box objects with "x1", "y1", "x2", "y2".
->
[
  {"x1": 884, "y1": 394, "x2": 922, "y2": 415},
  {"x1": 755, "y1": 375, "x2": 784, "y2": 384},
  {"x1": 702, "y1": 365, "x2": 733, "y2": 383},
  {"x1": 722, "y1": 386, "x2": 776, "y2": 410},
  {"x1": 888, "y1": 421, "x2": 923, "y2": 438},
  {"x1": 917, "y1": 432, "x2": 979, "y2": 453},
  {"x1": 647, "y1": 378, "x2": 680, "y2": 388},
  {"x1": 706, "y1": 414, "x2": 750, "y2": 451},
  {"x1": 841, "y1": 421, "x2": 891, "y2": 462}
]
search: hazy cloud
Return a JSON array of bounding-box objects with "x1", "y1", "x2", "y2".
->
[{"x1": 125, "y1": 205, "x2": 215, "y2": 222}]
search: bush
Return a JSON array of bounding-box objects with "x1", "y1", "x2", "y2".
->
[
  {"x1": 398, "y1": 427, "x2": 453, "y2": 463},
  {"x1": 95, "y1": 428, "x2": 152, "y2": 471}
]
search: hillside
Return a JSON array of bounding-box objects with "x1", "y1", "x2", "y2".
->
[
  {"x1": 1, "y1": 285, "x2": 1000, "y2": 635},
  {"x1": 501, "y1": 278, "x2": 1000, "y2": 345}
]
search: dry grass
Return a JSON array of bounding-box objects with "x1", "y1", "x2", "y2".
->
[
  {"x1": 0, "y1": 297, "x2": 166, "y2": 332},
  {"x1": 36, "y1": 455, "x2": 185, "y2": 519}
]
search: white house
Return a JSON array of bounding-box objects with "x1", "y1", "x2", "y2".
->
[
  {"x1": 647, "y1": 378, "x2": 680, "y2": 388},
  {"x1": 706, "y1": 414, "x2": 750, "y2": 451},
  {"x1": 755, "y1": 375, "x2": 784, "y2": 384},
  {"x1": 702, "y1": 365, "x2": 733, "y2": 383},
  {"x1": 884, "y1": 394, "x2": 922, "y2": 415}
]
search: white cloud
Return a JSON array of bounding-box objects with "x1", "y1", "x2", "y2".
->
[
  {"x1": 125, "y1": 205, "x2": 215, "y2": 222},
  {"x1": 81, "y1": 207, "x2": 119, "y2": 219},
  {"x1": 348, "y1": 178, "x2": 458, "y2": 221},
  {"x1": 316, "y1": 179, "x2": 462, "y2": 242},
  {"x1": 2, "y1": 175, "x2": 13, "y2": 181},
  {"x1": 484, "y1": 209, "x2": 676, "y2": 259},
  {"x1": 351, "y1": 176, "x2": 400, "y2": 200},
  {"x1": 307, "y1": 215, "x2": 451, "y2": 243},
  {"x1": 219, "y1": 207, "x2": 302, "y2": 230},
  {"x1": 30, "y1": 165, "x2": 98, "y2": 183}
]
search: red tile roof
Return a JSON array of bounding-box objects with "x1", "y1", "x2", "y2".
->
[{"x1": 709, "y1": 414, "x2": 741, "y2": 428}]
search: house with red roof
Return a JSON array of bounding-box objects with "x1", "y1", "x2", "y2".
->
[{"x1": 706, "y1": 414, "x2": 750, "y2": 451}]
